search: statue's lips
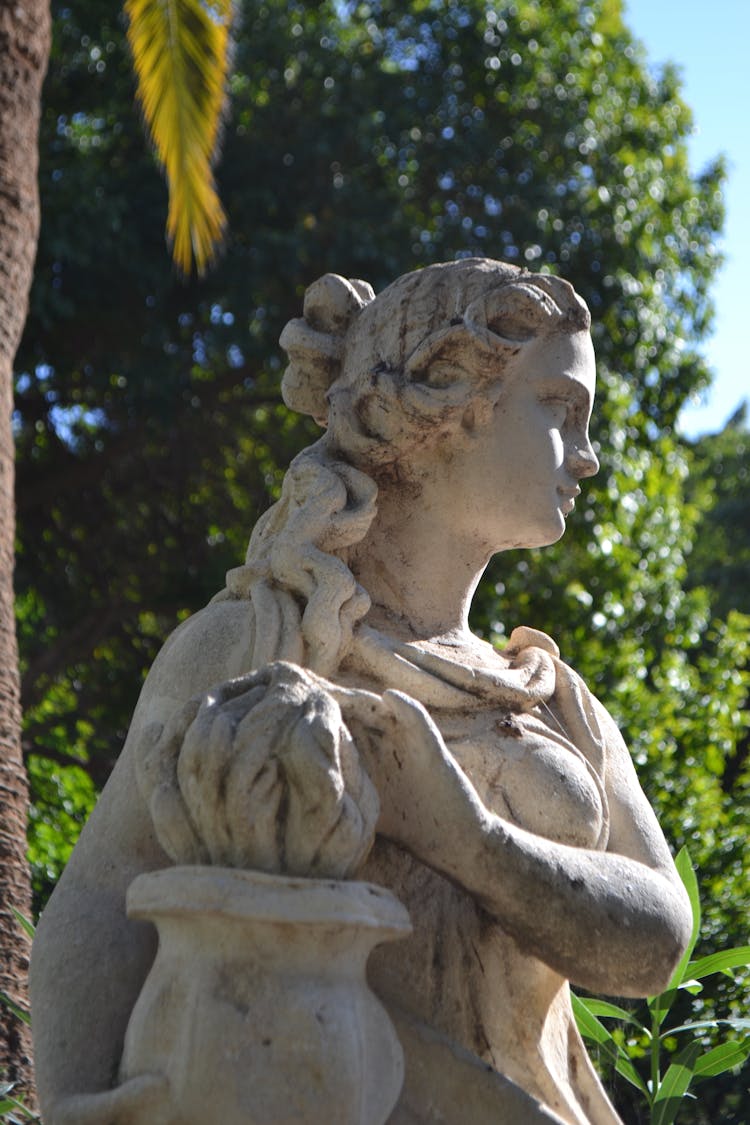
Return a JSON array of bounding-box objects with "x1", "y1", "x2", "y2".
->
[{"x1": 557, "y1": 486, "x2": 581, "y2": 514}]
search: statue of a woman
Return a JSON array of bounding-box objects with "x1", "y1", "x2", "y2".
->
[{"x1": 31, "y1": 259, "x2": 692, "y2": 1125}]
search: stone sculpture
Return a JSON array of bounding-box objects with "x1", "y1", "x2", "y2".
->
[{"x1": 31, "y1": 258, "x2": 693, "y2": 1125}]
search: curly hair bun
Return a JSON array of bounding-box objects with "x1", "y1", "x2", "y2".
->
[{"x1": 280, "y1": 274, "x2": 375, "y2": 426}]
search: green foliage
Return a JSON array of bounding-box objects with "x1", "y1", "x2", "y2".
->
[
  {"x1": 0, "y1": 914, "x2": 34, "y2": 1029},
  {"x1": 574, "y1": 850, "x2": 750, "y2": 1123},
  {"x1": 0, "y1": 1085, "x2": 40, "y2": 1125},
  {"x1": 0, "y1": 917, "x2": 39, "y2": 1124},
  {"x1": 685, "y1": 405, "x2": 750, "y2": 621}
]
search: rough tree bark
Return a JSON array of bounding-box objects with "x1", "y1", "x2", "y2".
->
[{"x1": 0, "y1": 0, "x2": 51, "y2": 1100}]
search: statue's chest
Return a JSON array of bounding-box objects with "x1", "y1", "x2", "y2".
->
[{"x1": 438, "y1": 707, "x2": 607, "y2": 850}]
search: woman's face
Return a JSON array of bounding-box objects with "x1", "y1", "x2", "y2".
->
[{"x1": 425, "y1": 329, "x2": 599, "y2": 556}]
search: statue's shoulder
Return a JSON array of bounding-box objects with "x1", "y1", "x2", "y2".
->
[
  {"x1": 508, "y1": 624, "x2": 629, "y2": 767},
  {"x1": 546, "y1": 646, "x2": 631, "y2": 773},
  {"x1": 132, "y1": 596, "x2": 257, "y2": 731}
]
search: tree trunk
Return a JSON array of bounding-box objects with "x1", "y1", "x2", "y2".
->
[{"x1": 0, "y1": 0, "x2": 51, "y2": 1101}]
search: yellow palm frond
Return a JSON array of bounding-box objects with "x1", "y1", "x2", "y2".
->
[{"x1": 125, "y1": 0, "x2": 233, "y2": 275}]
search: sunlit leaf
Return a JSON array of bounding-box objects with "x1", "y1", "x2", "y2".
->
[
  {"x1": 673, "y1": 847, "x2": 701, "y2": 975},
  {"x1": 651, "y1": 1042, "x2": 702, "y2": 1125},
  {"x1": 10, "y1": 908, "x2": 35, "y2": 941},
  {"x1": 650, "y1": 847, "x2": 701, "y2": 1028},
  {"x1": 687, "y1": 947, "x2": 750, "y2": 981},
  {"x1": 0, "y1": 991, "x2": 30, "y2": 1026},
  {"x1": 571, "y1": 993, "x2": 635, "y2": 1079},
  {"x1": 666, "y1": 1018, "x2": 750, "y2": 1037},
  {"x1": 693, "y1": 1037, "x2": 750, "y2": 1079},
  {"x1": 676, "y1": 979, "x2": 702, "y2": 995},
  {"x1": 572, "y1": 994, "x2": 617, "y2": 1048},
  {"x1": 580, "y1": 998, "x2": 646, "y2": 1030},
  {"x1": 125, "y1": 0, "x2": 233, "y2": 273}
]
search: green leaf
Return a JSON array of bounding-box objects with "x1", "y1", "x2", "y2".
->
[
  {"x1": 615, "y1": 1054, "x2": 650, "y2": 1097},
  {"x1": 10, "y1": 909, "x2": 35, "y2": 941},
  {"x1": 651, "y1": 1041, "x2": 702, "y2": 1125},
  {"x1": 571, "y1": 994, "x2": 625, "y2": 1070},
  {"x1": 665, "y1": 1018, "x2": 750, "y2": 1038},
  {"x1": 671, "y1": 848, "x2": 701, "y2": 981},
  {"x1": 650, "y1": 848, "x2": 701, "y2": 1029},
  {"x1": 125, "y1": 0, "x2": 233, "y2": 274},
  {"x1": 687, "y1": 947, "x2": 750, "y2": 981},
  {"x1": 693, "y1": 1038, "x2": 750, "y2": 1078},
  {"x1": 0, "y1": 992, "x2": 30, "y2": 1026},
  {"x1": 572, "y1": 994, "x2": 616, "y2": 1046},
  {"x1": 580, "y1": 998, "x2": 645, "y2": 1029},
  {"x1": 571, "y1": 992, "x2": 643, "y2": 1087},
  {"x1": 0, "y1": 1086, "x2": 40, "y2": 1121}
]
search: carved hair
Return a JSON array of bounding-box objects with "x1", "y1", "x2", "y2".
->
[
  {"x1": 220, "y1": 259, "x2": 591, "y2": 675},
  {"x1": 280, "y1": 258, "x2": 589, "y2": 467}
]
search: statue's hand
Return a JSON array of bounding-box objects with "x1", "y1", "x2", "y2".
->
[
  {"x1": 49, "y1": 1074, "x2": 170, "y2": 1125},
  {"x1": 339, "y1": 689, "x2": 484, "y2": 858}
]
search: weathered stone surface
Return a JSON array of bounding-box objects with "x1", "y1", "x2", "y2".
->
[
  {"x1": 134, "y1": 662, "x2": 379, "y2": 878},
  {"x1": 31, "y1": 259, "x2": 692, "y2": 1125},
  {"x1": 120, "y1": 867, "x2": 410, "y2": 1125}
]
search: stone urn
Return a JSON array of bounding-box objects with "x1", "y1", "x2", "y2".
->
[{"x1": 119, "y1": 865, "x2": 412, "y2": 1125}]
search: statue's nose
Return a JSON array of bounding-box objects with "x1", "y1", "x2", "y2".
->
[{"x1": 569, "y1": 438, "x2": 599, "y2": 479}]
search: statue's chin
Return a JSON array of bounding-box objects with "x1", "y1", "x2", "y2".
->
[
  {"x1": 498, "y1": 518, "x2": 567, "y2": 553},
  {"x1": 544, "y1": 509, "x2": 569, "y2": 546}
]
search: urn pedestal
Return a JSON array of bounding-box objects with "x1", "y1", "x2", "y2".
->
[{"x1": 119, "y1": 866, "x2": 411, "y2": 1125}]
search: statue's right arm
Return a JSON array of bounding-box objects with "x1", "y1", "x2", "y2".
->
[
  {"x1": 341, "y1": 687, "x2": 691, "y2": 999},
  {"x1": 30, "y1": 598, "x2": 256, "y2": 1122}
]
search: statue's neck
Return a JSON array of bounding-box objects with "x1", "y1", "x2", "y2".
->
[{"x1": 348, "y1": 488, "x2": 491, "y2": 640}]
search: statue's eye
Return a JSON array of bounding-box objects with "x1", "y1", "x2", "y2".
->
[{"x1": 423, "y1": 361, "x2": 458, "y2": 389}]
